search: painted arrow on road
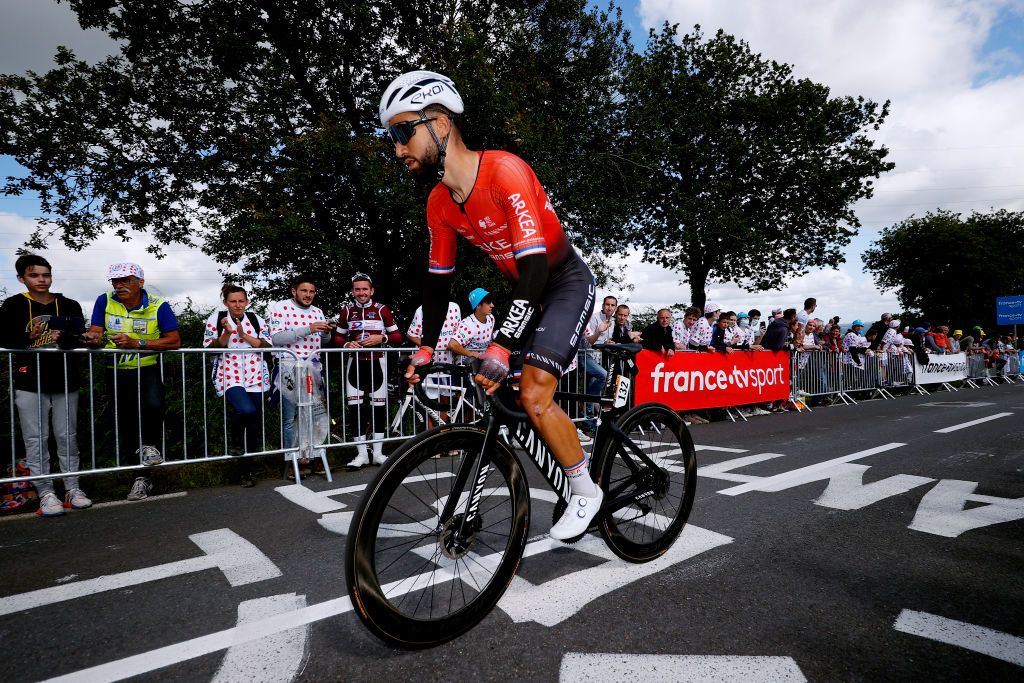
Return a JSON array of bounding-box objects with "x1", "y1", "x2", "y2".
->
[{"x1": 0, "y1": 528, "x2": 280, "y2": 617}]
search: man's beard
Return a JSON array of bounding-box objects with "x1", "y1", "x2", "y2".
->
[{"x1": 410, "y1": 143, "x2": 443, "y2": 182}]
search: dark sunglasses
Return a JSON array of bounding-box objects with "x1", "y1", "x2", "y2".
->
[{"x1": 386, "y1": 117, "x2": 435, "y2": 145}]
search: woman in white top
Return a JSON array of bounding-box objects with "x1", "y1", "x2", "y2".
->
[{"x1": 203, "y1": 283, "x2": 272, "y2": 486}]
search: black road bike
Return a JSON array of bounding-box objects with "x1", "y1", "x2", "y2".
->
[{"x1": 345, "y1": 344, "x2": 697, "y2": 648}]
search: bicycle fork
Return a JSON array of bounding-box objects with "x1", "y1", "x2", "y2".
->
[{"x1": 436, "y1": 415, "x2": 503, "y2": 552}]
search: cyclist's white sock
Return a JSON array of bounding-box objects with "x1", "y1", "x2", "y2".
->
[
  {"x1": 563, "y1": 456, "x2": 599, "y2": 497},
  {"x1": 354, "y1": 435, "x2": 368, "y2": 457},
  {"x1": 372, "y1": 433, "x2": 384, "y2": 456}
]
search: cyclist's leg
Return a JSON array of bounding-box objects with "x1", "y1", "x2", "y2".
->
[
  {"x1": 344, "y1": 356, "x2": 369, "y2": 466},
  {"x1": 519, "y1": 253, "x2": 599, "y2": 539}
]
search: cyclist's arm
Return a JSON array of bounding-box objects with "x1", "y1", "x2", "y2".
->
[
  {"x1": 419, "y1": 273, "x2": 453, "y2": 351},
  {"x1": 492, "y1": 253, "x2": 547, "y2": 351}
]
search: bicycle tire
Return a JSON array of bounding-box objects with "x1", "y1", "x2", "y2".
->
[
  {"x1": 346, "y1": 425, "x2": 530, "y2": 648},
  {"x1": 593, "y1": 402, "x2": 696, "y2": 563}
]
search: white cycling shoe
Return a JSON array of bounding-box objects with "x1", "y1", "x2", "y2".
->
[{"x1": 549, "y1": 489, "x2": 604, "y2": 541}]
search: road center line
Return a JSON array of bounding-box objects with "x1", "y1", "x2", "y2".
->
[
  {"x1": 894, "y1": 609, "x2": 1024, "y2": 666},
  {"x1": 933, "y1": 412, "x2": 1013, "y2": 433}
]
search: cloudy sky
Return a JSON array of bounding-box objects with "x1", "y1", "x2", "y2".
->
[{"x1": 1, "y1": 0, "x2": 1022, "y2": 323}]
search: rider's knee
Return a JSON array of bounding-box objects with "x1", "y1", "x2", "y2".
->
[{"x1": 518, "y1": 380, "x2": 554, "y2": 418}]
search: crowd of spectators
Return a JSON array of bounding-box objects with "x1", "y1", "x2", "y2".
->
[{"x1": 2, "y1": 256, "x2": 1020, "y2": 513}]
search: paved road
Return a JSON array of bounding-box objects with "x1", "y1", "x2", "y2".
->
[{"x1": 3, "y1": 384, "x2": 1023, "y2": 682}]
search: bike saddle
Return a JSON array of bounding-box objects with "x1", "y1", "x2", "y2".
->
[{"x1": 594, "y1": 343, "x2": 643, "y2": 358}]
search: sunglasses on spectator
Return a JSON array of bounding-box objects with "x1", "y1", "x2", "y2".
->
[{"x1": 386, "y1": 117, "x2": 436, "y2": 145}]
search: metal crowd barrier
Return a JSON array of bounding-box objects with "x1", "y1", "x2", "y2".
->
[{"x1": 2, "y1": 346, "x2": 595, "y2": 487}]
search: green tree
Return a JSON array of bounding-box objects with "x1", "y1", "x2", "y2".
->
[
  {"x1": 619, "y1": 24, "x2": 893, "y2": 309},
  {"x1": 862, "y1": 209, "x2": 1024, "y2": 328},
  {"x1": 0, "y1": 0, "x2": 634, "y2": 318}
]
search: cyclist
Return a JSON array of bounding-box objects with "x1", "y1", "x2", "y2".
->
[{"x1": 381, "y1": 70, "x2": 599, "y2": 540}]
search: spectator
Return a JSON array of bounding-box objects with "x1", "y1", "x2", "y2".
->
[
  {"x1": 448, "y1": 288, "x2": 496, "y2": 363},
  {"x1": 609, "y1": 304, "x2": 641, "y2": 344},
  {"x1": 0, "y1": 255, "x2": 91, "y2": 516},
  {"x1": 734, "y1": 312, "x2": 757, "y2": 350},
  {"x1": 641, "y1": 308, "x2": 675, "y2": 356},
  {"x1": 82, "y1": 262, "x2": 181, "y2": 501},
  {"x1": 824, "y1": 325, "x2": 842, "y2": 352},
  {"x1": 407, "y1": 298, "x2": 463, "y2": 419},
  {"x1": 747, "y1": 309, "x2": 764, "y2": 344},
  {"x1": 950, "y1": 329, "x2": 965, "y2": 352},
  {"x1": 267, "y1": 274, "x2": 333, "y2": 454},
  {"x1": 795, "y1": 297, "x2": 817, "y2": 345},
  {"x1": 580, "y1": 295, "x2": 616, "y2": 435},
  {"x1": 921, "y1": 323, "x2": 943, "y2": 354},
  {"x1": 672, "y1": 306, "x2": 701, "y2": 350},
  {"x1": 202, "y1": 283, "x2": 272, "y2": 488},
  {"x1": 690, "y1": 302, "x2": 719, "y2": 351},
  {"x1": 957, "y1": 330, "x2": 974, "y2": 353},
  {"x1": 929, "y1": 325, "x2": 950, "y2": 354},
  {"x1": 761, "y1": 308, "x2": 795, "y2": 352},
  {"x1": 867, "y1": 312, "x2": 893, "y2": 351},
  {"x1": 335, "y1": 273, "x2": 403, "y2": 468},
  {"x1": 842, "y1": 320, "x2": 869, "y2": 368},
  {"x1": 709, "y1": 310, "x2": 737, "y2": 353},
  {"x1": 823, "y1": 316, "x2": 841, "y2": 336}
]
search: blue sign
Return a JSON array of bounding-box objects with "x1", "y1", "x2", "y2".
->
[{"x1": 996, "y1": 296, "x2": 1024, "y2": 325}]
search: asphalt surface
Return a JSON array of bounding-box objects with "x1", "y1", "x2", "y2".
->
[{"x1": 2, "y1": 384, "x2": 1023, "y2": 682}]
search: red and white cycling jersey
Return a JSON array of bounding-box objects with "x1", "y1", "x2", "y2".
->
[
  {"x1": 336, "y1": 301, "x2": 402, "y2": 360},
  {"x1": 408, "y1": 303, "x2": 462, "y2": 364},
  {"x1": 426, "y1": 151, "x2": 572, "y2": 281}
]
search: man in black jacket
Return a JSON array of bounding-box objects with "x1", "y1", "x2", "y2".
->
[
  {"x1": 761, "y1": 309, "x2": 796, "y2": 351},
  {"x1": 641, "y1": 308, "x2": 675, "y2": 356},
  {"x1": 867, "y1": 313, "x2": 893, "y2": 351},
  {"x1": 0, "y1": 255, "x2": 90, "y2": 517}
]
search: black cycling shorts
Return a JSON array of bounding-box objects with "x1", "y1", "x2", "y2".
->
[{"x1": 515, "y1": 252, "x2": 595, "y2": 379}]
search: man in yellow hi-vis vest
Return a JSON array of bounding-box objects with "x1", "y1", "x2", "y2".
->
[{"x1": 83, "y1": 263, "x2": 181, "y2": 501}]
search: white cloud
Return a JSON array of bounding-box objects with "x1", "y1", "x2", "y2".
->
[
  {"x1": 625, "y1": 0, "x2": 1024, "y2": 323},
  {"x1": 0, "y1": 213, "x2": 224, "y2": 317}
]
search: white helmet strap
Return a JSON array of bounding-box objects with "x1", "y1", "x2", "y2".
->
[{"x1": 421, "y1": 109, "x2": 452, "y2": 181}]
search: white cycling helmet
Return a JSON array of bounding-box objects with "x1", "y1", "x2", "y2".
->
[{"x1": 379, "y1": 70, "x2": 464, "y2": 127}]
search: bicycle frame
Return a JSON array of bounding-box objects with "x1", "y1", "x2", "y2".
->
[{"x1": 432, "y1": 347, "x2": 665, "y2": 538}]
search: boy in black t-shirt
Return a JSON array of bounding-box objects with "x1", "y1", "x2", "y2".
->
[{"x1": 0, "y1": 255, "x2": 90, "y2": 517}]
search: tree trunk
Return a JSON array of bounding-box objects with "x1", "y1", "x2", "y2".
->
[{"x1": 688, "y1": 266, "x2": 709, "y2": 312}]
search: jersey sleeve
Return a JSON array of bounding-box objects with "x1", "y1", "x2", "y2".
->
[
  {"x1": 426, "y1": 190, "x2": 458, "y2": 276},
  {"x1": 202, "y1": 311, "x2": 220, "y2": 348},
  {"x1": 407, "y1": 307, "x2": 423, "y2": 338},
  {"x1": 492, "y1": 156, "x2": 549, "y2": 260},
  {"x1": 157, "y1": 302, "x2": 179, "y2": 332},
  {"x1": 381, "y1": 305, "x2": 403, "y2": 345}
]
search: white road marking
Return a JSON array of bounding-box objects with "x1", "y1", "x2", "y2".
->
[
  {"x1": 43, "y1": 596, "x2": 353, "y2": 683},
  {"x1": 894, "y1": 609, "x2": 1024, "y2": 666},
  {"x1": 498, "y1": 525, "x2": 733, "y2": 627},
  {"x1": 933, "y1": 412, "x2": 1013, "y2": 433},
  {"x1": 212, "y1": 593, "x2": 309, "y2": 683},
  {"x1": 273, "y1": 484, "x2": 346, "y2": 513},
  {"x1": 908, "y1": 479, "x2": 1024, "y2": 537},
  {"x1": 558, "y1": 653, "x2": 807, "y2": 682},
  {"x1": 716, "y1": 443, "x2": 906, "y2": 496},
  {"x1": 919, "y1": 402, "x2": 995, "y2": 408},
  {"x1": 0, "y1": 529, "x2": 280, "y2": 616},
  {"x1": 698, "y1": 453, "x2": 787, "y2": 482},
  {"x1": 695, "y1": 445, "x2": 749, "y2": 453}
]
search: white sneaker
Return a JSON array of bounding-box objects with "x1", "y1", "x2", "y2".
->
[
  {"x1": 139, "y1": 445, "x2": 163, "y2": 467},
  {"x1": 550, "y1": 489, "x2": 604, "y2": 541},
  {"x1": 372, "y1": 453, "x2": 387, "y2": 466},
  {"x1": 576, "y1": 428, "x2": 593, "y2": 444},
  {"x1": 37, "y1": 492, "x2": 66, "y2": 517},
  {"x1": 348, "y1": 453, "x2": 369, "y2": 469},
  {"x1": 64, "y1": 489, "x2": 92, "y2": 510},
  {"x1": 127, "y1": 477, "x2": 152, "y2": 501}
]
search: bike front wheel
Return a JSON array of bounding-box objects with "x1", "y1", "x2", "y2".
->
[
  {"x1": 346, "y1": 425, "x2": 530, "y2": 648},
  {"x1": 593, "y1": 403, "x2": 696, "y2": 563}
]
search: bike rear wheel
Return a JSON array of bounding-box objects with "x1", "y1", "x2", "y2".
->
[
  {"x1": 594, "y1": 403, "x2": 696, "y2": 563},
  {"x1": 346, "y1": 426, "x2": 530, "y2": 648}
]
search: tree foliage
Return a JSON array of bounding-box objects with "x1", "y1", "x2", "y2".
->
[
  {"x1": 620, "y1": 24, "x2": 894, "y2": 309},
  {"x1": 0, "y1": 0, "x2": 634, "y2": 317},
  {"x1": 862, "y1": 209, "x2": 1024, "y2": 328}
]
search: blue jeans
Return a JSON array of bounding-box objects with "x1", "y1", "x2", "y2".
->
[
  {"x1": 583, "y1": 355, "x2": 607, "y2": 431},
  {"x1": 225, "y1": 387, "x2": 263, "y2": 476},
  {"x1": 280, "y1": 394, "x2": 296, "y2": 449}
]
